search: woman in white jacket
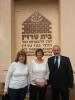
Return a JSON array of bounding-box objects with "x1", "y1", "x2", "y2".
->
[
  {"x1": 29, "y1": 48, "x2": 49, "y2": 100},
  {"x1": 4, "y1": 50, "x2": 29, "y2": 100}
]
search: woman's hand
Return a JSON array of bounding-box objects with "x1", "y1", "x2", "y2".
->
[
  {"x1": 39, "y1": 79, "x2": 47, "y2": 87},
  {"x1": 34, "y1": 79, "x2": 41, "y2": 86},
  {"x1": 34, "y1": 79, "x2": 47, "y2": 87}
]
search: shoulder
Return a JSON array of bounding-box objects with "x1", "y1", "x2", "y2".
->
[
  {"x1": 44, "y1": 59, "x2": 47, "y2": 63},
  {"x1": 61, "y1": 55, "x2": 70, "y2": 59},
  {"x1": 42, "y1": 60, "x2": 48, "y2": 64},
  {"x1": 8, "y1": 62, "x2": 17, "y2": 70},
  {"x1": 48, "y1": 56, "x2": 54, "y2": 61},
  {"x1": 10, "y1": 62, "x2": 17, "y2": 66},
  {"x1": 31, "y1": 59, "x2": 36, "y2": 66},
  {"x1": 32, "y1": 59, "x2": 35, "y2": 63},
  {"x1": 61, "y1": 56, "x2": 71, "y2": 62}
]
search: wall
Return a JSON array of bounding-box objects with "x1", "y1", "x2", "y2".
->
[
  {"x1": 60, "y1": 0, "x2": 75, "y2": 71},
  {"x1": 0, "y1": 0, "x2": 75, "y2": 71},
  {"x1": 15, "y1": 0, "x2": 59, "y2": 62},
  {"x1": 0, "y1": 0, "x2": 12, "y2": 69}
]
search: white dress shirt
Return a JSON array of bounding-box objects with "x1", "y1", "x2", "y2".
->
[{"x1": 54, "y1": 56, "x2": 61, "y2": 68}]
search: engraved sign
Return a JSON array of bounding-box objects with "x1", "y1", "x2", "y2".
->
[{"x1": 22, "y1": 11, "x2": 52, "y2": 56}]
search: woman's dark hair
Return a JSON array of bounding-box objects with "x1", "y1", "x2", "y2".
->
[
  {"x1": 15, "y1": 50, "x2": 27, "y2": 64},
  {"x1": 35, "y1": 48, "x2": 44, "y2": 56}
]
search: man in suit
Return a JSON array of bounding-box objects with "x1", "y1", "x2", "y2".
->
[{"x1": 48, "y1": 45, "x2": 73, "y2": 100}]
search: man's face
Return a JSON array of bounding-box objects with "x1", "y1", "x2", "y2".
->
[{"x1": 52, "y1": 46, "x2": 61, "y2": 56}]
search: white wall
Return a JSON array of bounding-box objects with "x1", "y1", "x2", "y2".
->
[
  {"x1": 0, "y1": 0, "x2": 75, "y2": 71},
  {"x1": 59, "y1": 0, "x2": 75, "y2": 71},
  {"x1": 0, "y1": 0, "x2": 12, "y2": 68}
]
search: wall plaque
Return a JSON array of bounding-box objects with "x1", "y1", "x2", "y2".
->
[{"x1": 22, "y1": 11, "x2": 52, "y2": 56}]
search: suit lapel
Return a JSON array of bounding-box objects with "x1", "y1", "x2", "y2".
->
[{"x1": 52, "y1": 56, "x2": 55, "y2": 64}]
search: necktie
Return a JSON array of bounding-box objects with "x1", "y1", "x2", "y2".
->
[{"x1": 55, "y1": 56, "x2": 58, "y2": 67}]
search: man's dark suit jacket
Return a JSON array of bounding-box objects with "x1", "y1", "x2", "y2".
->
[{"x1": 48, "y1": 55, "x2": 73, "y2": 90}]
